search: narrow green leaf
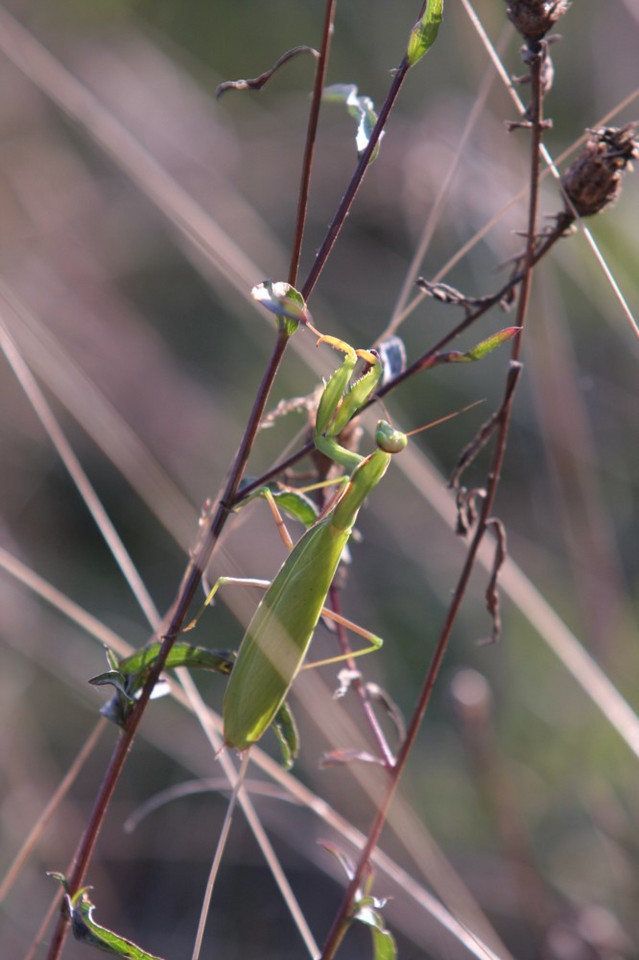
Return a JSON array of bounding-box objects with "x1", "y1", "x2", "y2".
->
[
  {"x1": 407, "y1": 0, "x2": 444, "y2": 67},
  {"x1": 354, "y1": 898, "x2": 397, "y2": 960},
  {"x1": 49, "y1": 879, "x2": 165, "y2": 960},
  {"x1": 105, "y1": 647, "x2": 119, "y2": 671},
  {"x1": 370, "y1": 923, "x2": 398, "y2": 960},
  {"x1": 66, "y1": 889, "x2": 165, "y2": 959},
  {"x1": 452, "y1": 326, "x2": 521, "y2": 363},
  {"x1": 251, "y1": 280, "x2": 309, "y2": 336},
  {"x1": 320, "y1": 836, "x2": 396, "y2": 956},
  {"x1": 47, "y1": 871, "x2": 70, "y2": 891},
  {"x1": 322, "y1": 84, "x2": 383, "y2": 161},
  {"x1": 89, "y1": 670, "x2": 129, "y2": 696},
  {"x1": 239, "y1": 484, "x2": 318, "y2": 527}
]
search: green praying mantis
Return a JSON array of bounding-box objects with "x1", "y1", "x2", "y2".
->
[
  {"x1": 212, "y1": 333, "x2": 407, "y2": 753},
  {"x1": 187, "y1": 303, "x2": 515, "y2": 757},
  {"x1": 93, "y1": 310, "x2": 511, "y2": 756}
]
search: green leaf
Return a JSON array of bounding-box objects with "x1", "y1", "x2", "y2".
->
[
  {"x1": 268, "y1": 488, "x2": 318, "y2": 527},
  {"x1": 89, "y1": 670, "x2": 130, "y2": 697},
  {"x1": 451, "y1": 326, "x2": 521, "y2": 362},
  {"x1": 370, "y1": 921, "x2": 398, "y2": 960},
  {"x1": 251, "y1": 280, "x2": 309, "y2": 336},
  {"x1": 105, "y1": 647, "x2": 119, "y2": 671},
  {"x1": 65, "y1": 888, "x2": 165, "y2": 959},
  {"x1": 322, "y1": 84, "x2": 383, "y2": 161},
  {"x1": 272, "y1": 701, "x2": 300, "y2": 769},
  {"x1": 239, "y1": 483, "x2": 319, "y2": 528},
  {"x1": 407, "y1": 0, "x2": 444, "y2": 67},
  {"x1": 354, "y1": 898, "x2": 397, "y2": 960},
  {"x1": 48, "y1": 871, "x2": 70, "y2": 892},
  {"x1": 318, "y1": 846, "x2": 395, "y2": 956}
]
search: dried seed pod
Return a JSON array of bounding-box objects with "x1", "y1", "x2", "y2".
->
[
  {"x1": 561, "y1": 124, "x2": 639, "y2": 218},
  {"x1": 505, "y1": 0, "x2": 570, "y2": 42}
]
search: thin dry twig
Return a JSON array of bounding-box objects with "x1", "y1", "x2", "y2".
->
[{"x1": 216, "y1": 45, "x2": 319, "y2": 98}]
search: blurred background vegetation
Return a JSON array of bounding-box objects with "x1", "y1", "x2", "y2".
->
[{"x1": 0, "y1": 1, "x2": 638, "y2": 958}]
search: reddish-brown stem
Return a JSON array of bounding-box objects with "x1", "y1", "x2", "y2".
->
[
  {"x1": 301, "y1": 55, "x2": 411, "y2": 301},
  {"x1": 320, "y1": 43, "x2": 547, "y2": 960},
  {"x1": 288, "y1": 0, "x2": 336, "y2": 287},
  {"x1": 327, "y1": 585, "x2": 397, "y2": 770}
]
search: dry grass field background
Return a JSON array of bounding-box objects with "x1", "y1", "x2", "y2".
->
[{"x1": 0, "y1": 2, "x2": 638, "y2": 958}]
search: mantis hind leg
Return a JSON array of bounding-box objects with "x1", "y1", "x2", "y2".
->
[
  {"x1": 302, "y1": 607, "x2": 382, "y2": 670},
  {"x1": 259, "y1": 486, "x2": 383, "y2": 667}
]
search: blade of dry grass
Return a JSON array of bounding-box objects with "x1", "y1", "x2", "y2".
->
[
  {"x1": 0, "y1": 316, "x2": 162, "y2": 629},
  {"x1": 0, "y1": 279, "x2": 197, "y2": 547},
  {"x1": 0, "y1": 720, "x2": 106, "y2": 903},
  {"x1": 384, "y1": 22, "x2": 515, "y2": 338}
]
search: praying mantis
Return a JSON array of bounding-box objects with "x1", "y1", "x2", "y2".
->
[
  {"x1": 93, "y1": 317, "x2": 505, "y2": 751},
  {"x1": 216, "y1": 333, "x2": 407, "y2": 753},
  {"x1": 201, "y1": 308, "x2": 510, "y2": 755}
]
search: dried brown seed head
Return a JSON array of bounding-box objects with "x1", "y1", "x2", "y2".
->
[
  {"x1": 505, "y1": 0, "x2": 570, "y2": 42},
  {"x1": 561, "y1": 124, "x2": 639, "y2": 218}
]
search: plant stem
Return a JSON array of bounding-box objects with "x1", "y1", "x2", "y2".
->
[
  {"x1": 302, "y1": 56, "x2": 411, "y2": 300},
  {"x1": 289, "y1": 0, "x2": 337, "y2": 287},
  {"x1": 328, "y1": 585, "x2": 397, "y2": 769}
]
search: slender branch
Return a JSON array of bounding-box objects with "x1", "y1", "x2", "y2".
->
[
  {"x1": 376, "y1": 213, "x2": 571, "y2": 398},
  {"x1": 43, "y1": 8, "x2": 353, "y2": 949},
  {"x1": 327, "y1": 585, "x2": 397, "y2": 770},
  {"x1": 289, "y1": 0, "x2": 337, "y2": 286},
  {"x1": 301, "y1": 56, "x2": 411, "y2": 300}
]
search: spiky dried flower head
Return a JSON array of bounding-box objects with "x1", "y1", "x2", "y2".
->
[
  {"x1": 505, "y1": 0, "x2": 570, "y2": 42},
  {"x1": 561, "y1": 124, "x2": 639, "y2": 218}
]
